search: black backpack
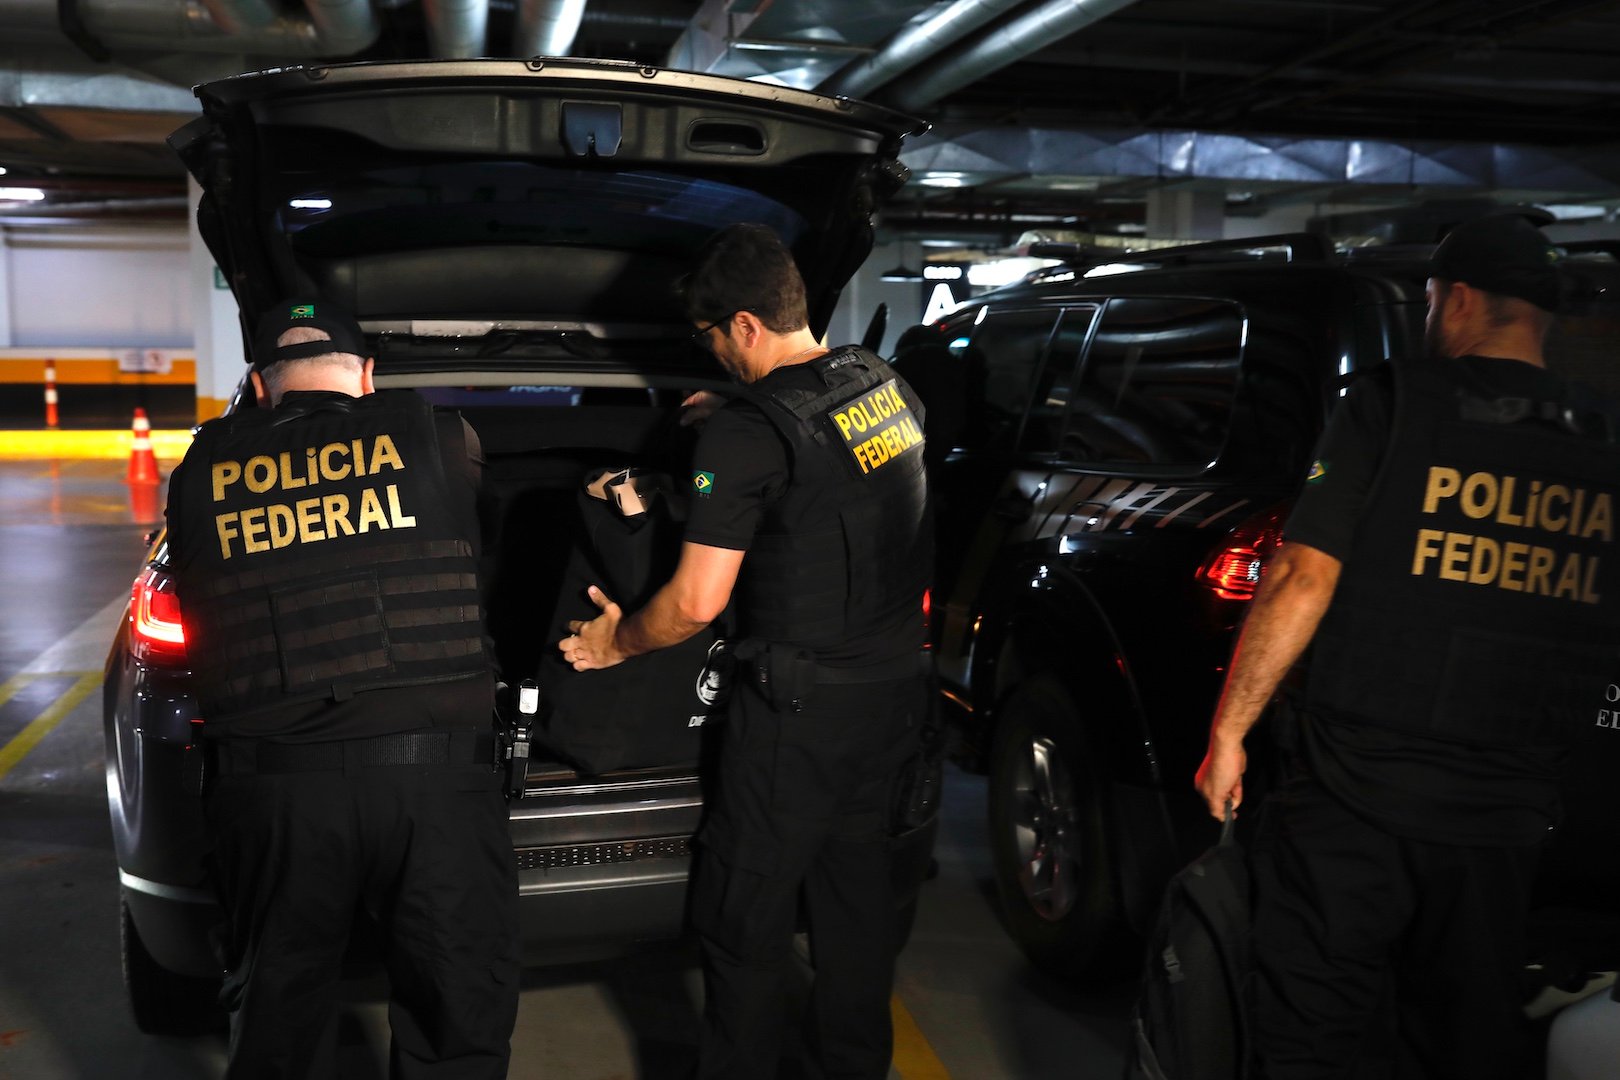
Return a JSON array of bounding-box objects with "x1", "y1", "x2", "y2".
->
[{"x1": 1128, "y1": 809, "x2": 1253, "y2": 1080}]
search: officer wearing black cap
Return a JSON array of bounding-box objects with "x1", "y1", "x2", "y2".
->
[
  {"x1": 165, "y1": 297, "x2": 519, "y2": 1079},
  {"x1": 559, "y1": 224, "x2": 932, "y2": 1079},
  {"x1": 1194, "y1": 213, "x2": 1620, "y2": 1078}
]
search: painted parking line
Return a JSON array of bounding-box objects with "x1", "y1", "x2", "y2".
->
[
  {"x1": 892, "y1": 994, "x2": 952, "y2": 1079},
  {"x1": 0, "y1": 672, "x2": 102, "y2": 783}
]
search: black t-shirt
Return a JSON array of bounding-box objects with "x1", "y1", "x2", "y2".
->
[
  {"x1": 1285, "y1": 356, "x2": 1580, "y2": 846},
  {"x1": 166, "y1": 391, "x2": 496, "y2": 743},
  {"x1": 684, "y1": 364, "x2": 925, "y2": 665}
]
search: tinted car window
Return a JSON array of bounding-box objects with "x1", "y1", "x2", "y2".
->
[
  {"x1": 1020, "y1": 306, "x2": 1099, "y2": 455},
  {"x1": 1061, "y1": 297, "x2": 1244, "y2": 467},
  {"x1": 960, "y1": 308, "x2": 1061, "y2": 452}
]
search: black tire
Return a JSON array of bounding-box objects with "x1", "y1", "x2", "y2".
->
[
  {"x1": 120, "y1": 900, "x2": 225, "y2": 1036},
  {"x1": 987, "y1": 678, "x2": 1128, "y2": 981}
]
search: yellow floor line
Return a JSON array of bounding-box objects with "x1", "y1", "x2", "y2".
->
[
  {"x1": 891, "y1": 993, "x2": 952, "y2": 1080},
  {"x1": 0, "y1": 672, "x2": 102, "y2": 783}
]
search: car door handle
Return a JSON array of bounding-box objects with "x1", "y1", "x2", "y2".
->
[{"x1": 991, "y1": 494, "x2": 1034, "y2": 523}]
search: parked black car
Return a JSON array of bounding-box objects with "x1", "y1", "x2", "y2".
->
[
  {"x1": 103, "y1": 59, "x2": 935, "y2": 1034},
  {"x1": 900, "y1": 231, "x2": 1620, "y2": 979}
]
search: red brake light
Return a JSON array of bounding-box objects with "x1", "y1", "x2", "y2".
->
[
  {"x1": 131, "y1": 568, "x2": 188, "y2": 666},
  {"x1": 1197, "y1": 506, "x2": 1288, "y2": 601}
]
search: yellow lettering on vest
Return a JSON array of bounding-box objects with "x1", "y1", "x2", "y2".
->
[
  {"x1": 1439, "y1": 531, "x2": 1471, "y2": 581},
  {"x1": 240, "y1": 506, "x2": 270, "y2": 554},
  {"x1": 872, "y1": 390, "x2": 892, "y2": 420},
  {"x1": 370, "y1": 435, "x2": 405, "y2": 474},
  {"x1": 1466, "y1": 536, "x2": 1500, "y2": 585},
  {"x1": 1582, "y1": 492, "x2": 1612, "y2": 541},
  {"x1": 1422, "y1": 467, "x2": 1461, "y2": 513},
  {"x1": 296, "y1": 496, "x2": 324, "y2": 543},
  {"x1": 1494, "y1": 476, "x2": 1524, "y2": 527},
  {"x1": 1553, "y1": 552, "x2": 1583, "y2": 600},
  {"x1": 833, "y1": 411, "x2": 853, "y2": 441},
  {"x1": 1582, "y1": 555, "x2": 1602, "y2": 604},
  {"x1": 320, "y1": 442, "x2": 350, "y2": 481},
  {"x1": 1459, "y1": 472, "x2": 1497, "y2": 520},
  {"x1": 852, "y1": 441, "x2": 871, "y2": 474},
  {"x1": 1525, "y1": 545, "x2": 1555, "y2": 596},
  {"x1": 1412, "y1": 528, "x2": 1444, "y2": 574},
  {"x1": 268, "y1": 504, "x2": 297, "y2": 549},
  {"x1": 890, "y1": 384, "x2": 907, "y2": 413},
  {"x1": 357, "y1": 487, "x2": 389, "y2": 532},
  {"x1": 215, "y1": 511, "x2": 240, "y2": 560},
  {"x1": 903, "y1": 415, "x2": 924, "y2": 445},
  {"x1": 278, "y1": 452, "x2": 306, "y2": 490},
  {"x1": 1571, "y1": 488, "x2": 1586, "y2": 536},
  {"x1": 323, "y1": 494, "x2": 355, "y2": 538},
  {"x1": 211, "y1": 460, "x2": 241, "y2": 502},
  {"x1": 1525, "y1": 480, "x2": 1542, "y2": 528},
  {"x1": 353, "y1": 439, "x2": 368, "y2": 476},
  {"x1": 244, "y1": 455, "x2": 276, "y2": 494},
  {"x1": 1541, "y1": 485, "x2": 1570, "y2": 532},
  {"x1": 861, "y1": 400, "x2": 884, "y2": 429},
  {"x1": 386, "y1": 484, "x2": 416, "y2": 528},
  {"x1": 305, "y1": 447, "x2": 319, "y2": 487},
  {"x1": 1499, "y1": 541, "x2": 1528, "y2": 592}
]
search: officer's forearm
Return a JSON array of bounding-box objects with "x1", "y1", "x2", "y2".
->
[
  {"x1": 613, "y1": 586, "x2": 711, "y2": 660},
  {"x1": 1208, "y1": 541, "x2": 1341, "y2": 747}
]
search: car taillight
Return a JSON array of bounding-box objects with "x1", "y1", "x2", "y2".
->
[
  {"x1": 921, "y1": 587, "x2": 932, "y2": 646},
  {"x1": 1196, "y1": 505, "x2": 1288, "y2": 601},
  {"x1": 130, "y1": 568, "x2": 187, "y2": 666}
]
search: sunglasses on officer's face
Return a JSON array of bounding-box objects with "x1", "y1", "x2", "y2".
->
[{"x1": 690, "y1": 311, "x2": 742, "y2": 349}]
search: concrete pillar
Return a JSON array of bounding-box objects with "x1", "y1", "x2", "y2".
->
[
  {"x1": 187, "y1": 176, "x2": 245, "y2": 422},
  {"x1": 0, "y1": 228, "x2": 12, "y2": 347},
  {"x1": 1145, "y1": 187, "x2": 1225, "y2": 242}
]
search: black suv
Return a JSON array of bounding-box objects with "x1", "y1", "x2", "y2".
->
[
  {"x1": 900, "y1": 232, "x2": 1620, "y2": 977},
  {"x1": 103, "y1": 59, "x2": 935, "y2": 1034}
]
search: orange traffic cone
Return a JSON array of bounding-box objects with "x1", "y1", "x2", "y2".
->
[{"x1": 127, "y1": 407, "x2": 161, "y2": 485}]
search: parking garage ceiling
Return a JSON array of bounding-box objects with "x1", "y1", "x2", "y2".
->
[{"x1": 2, "y1": 0, "x2": 1620, "y2": 233}]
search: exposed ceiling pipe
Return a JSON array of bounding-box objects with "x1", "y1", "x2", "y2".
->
[
  {"x1": 423, "y1": 0, "x2": 489, "y2": 58},
  {"x1": 61, "y1": 0, "x2": 381, "y2": 58},
  {"x1": 817, "y1": 0, "x2": 1025, "y2": 101},
  {"x1": 881, "y1": 0, "x2": 1146, "y2": 113},
  {"x1": 514, "y1": 0, "x2": 587, "y2": 56}
]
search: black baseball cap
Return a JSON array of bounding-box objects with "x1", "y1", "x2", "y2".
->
[
  {"x1": 1430, "y1": 214, "x2": 1563, "y2": 312},
  {"x1": 251, "y1": 297, "x2": 369, "y2": 370}
]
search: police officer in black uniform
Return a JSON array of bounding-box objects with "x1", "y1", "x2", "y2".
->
[
  {"x1": 1194, "y1": 215, "x2": 1620, "y2": 1078},
  {"x1": 559, "y1": 224, "x2": 932, "y2": 1079},
  {"x1": 166, "y1": 298, "x2": 519, "y2": 1079}
]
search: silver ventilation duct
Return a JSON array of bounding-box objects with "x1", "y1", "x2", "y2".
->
[
  {"x1": 423, "y1": 0, "x2": 488, "y2": 58},
  {"x1": 514, "y1": 0, "x2": 587, "y2": 57},
  {"x1": 883, "y1": 0, "x2": 1145, "y2": 112},
  {"x1": 817, "y1": 0, "x2": 1025, "y2": 100},
  {"x1": 61, "y1": 0, "x2": 381, "y2": 58}
]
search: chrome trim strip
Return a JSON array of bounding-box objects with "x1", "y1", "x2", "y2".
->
[{"x1": 119, "y1": 870, "x2": 213, "y2": 905}]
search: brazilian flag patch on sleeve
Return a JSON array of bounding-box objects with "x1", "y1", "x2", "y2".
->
[
  {"x1": 1306, "y1": 459, "x2": 1327, "y2": 484},
  {"x1": 692, "y1": 470, "x2": 715, "y2": 496}
]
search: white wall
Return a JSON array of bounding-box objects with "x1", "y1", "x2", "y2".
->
[
  {"x1": 2, "y1": 222, "x2": 190, "y2": 349},
  {"x1": 825, "y1": 239, "x2": 929, "y2": 358}
]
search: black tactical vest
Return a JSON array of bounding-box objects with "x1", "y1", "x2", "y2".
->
[
  {"x1": 171, "y1": 390, "x2": 489, "y2": 726},
  {"x1": 737, "y1": 346, "x2": 931, "y2": 661},
  {"x1": 1305, "y1": 360, "x2": 1620, "y2": 750}
]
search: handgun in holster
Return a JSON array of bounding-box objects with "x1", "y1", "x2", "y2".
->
[
  {"x1": 499, "y1": 680, "x2": 540, "y2": 799},
  {"x1": 736, "y1": 641, "x2": 818, "y2": 713}
]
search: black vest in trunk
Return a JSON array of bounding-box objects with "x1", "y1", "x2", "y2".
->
[
  {"x1": 1305, "y1": 360, "x2": 1620, "y2": 751},
  {"x1": 737, "y1": 346, "x2": 931, "y2": 663},
  {"x1": 172, "y1": 390, "x2": 489, "y2": 729}
]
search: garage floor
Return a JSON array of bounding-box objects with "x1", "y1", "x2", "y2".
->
[{"x1": 0, "y1": 458, "x2": 1133, "y2": 1080}]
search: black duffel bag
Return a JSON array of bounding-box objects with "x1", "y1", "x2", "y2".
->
[{"x1": 535, "y1": 468, "x2": 734, "y2": 775}]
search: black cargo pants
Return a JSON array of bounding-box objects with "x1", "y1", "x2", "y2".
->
[
  {"x1": 1251, "y1": 776, "x2": 1540, "y2": 1080},
  {"x1": 692, "y1": 673, "x2": 926, "y2": 1080},
  {"x1": 203, "y1": 747, "x2": 520, "y2": 1080}
]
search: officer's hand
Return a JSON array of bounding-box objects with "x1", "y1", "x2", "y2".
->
[
  {"x1": 560, "y1": 586, "x2": 625, "y2": 671},
  {"x1": 678, "y1": 390, "x2": 724, "y2": 427},
  {"x1": 1194, "y1": 735, "x2": 1245, "y2": 821}
]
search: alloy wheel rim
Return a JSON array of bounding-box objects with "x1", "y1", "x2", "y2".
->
[{"x1": 1010, "y1": 733, "x2": 1083, "y2": 921}]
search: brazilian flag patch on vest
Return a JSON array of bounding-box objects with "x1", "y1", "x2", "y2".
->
[{"x1": 692, "y1": 470, "x2": 715, "y2": 496}]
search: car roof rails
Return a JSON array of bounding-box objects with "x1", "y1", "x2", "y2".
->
[
  {"x1": 1559, "y1": 240, "x2": 1620, "y2": 263},
  {"x1": 1029, "y1": 232, "x2": 1335, "y2": 274}
]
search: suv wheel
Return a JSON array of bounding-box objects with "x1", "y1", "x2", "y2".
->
[
  {"x1": 120, "y1": 900, "x2": 225, "y2": 1036},
  {"x1": 987, "y1": 678, "x2": 1125, "y2": 980}
]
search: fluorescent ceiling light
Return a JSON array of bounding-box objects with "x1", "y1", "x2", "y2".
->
[
  {"x1": 918, "y1": 173, "x2": 967, "y2": 188},
  {"x1": 289, "y1": 198, "x2": 333, "y2": 210},
  {"x1": 967, "y1": 257, "x2": 1061, "y2": 288},
  {"x1": 0, "y1": 187, "x2": 45, "y2": 202}
]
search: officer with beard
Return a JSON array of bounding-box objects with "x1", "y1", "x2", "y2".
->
[
  {"x1": 166, "y1": 298, "x2": 519, "y2": 1079},
  {"x1": 560, "y1": 224, "x2": 932, "y2": 1080},
  {"x1": 1194, "y1": 213, "x2": 1620, "y2": 1079}
]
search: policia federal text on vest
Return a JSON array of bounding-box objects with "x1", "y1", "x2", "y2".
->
[
  {"x1": 171, "y1": 390, "x2": 490, "y2": 728},
  {"x1": 1306, "y1": 360, "x2": 1620, "y2": 751}
]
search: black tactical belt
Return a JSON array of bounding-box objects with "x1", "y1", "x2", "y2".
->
[
  {"x1": 207, "y1": 730, "x2": 497, "y2": 776},
  {"x1": 811, "y1": 652, "x2": 929, "y2": 685}
]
